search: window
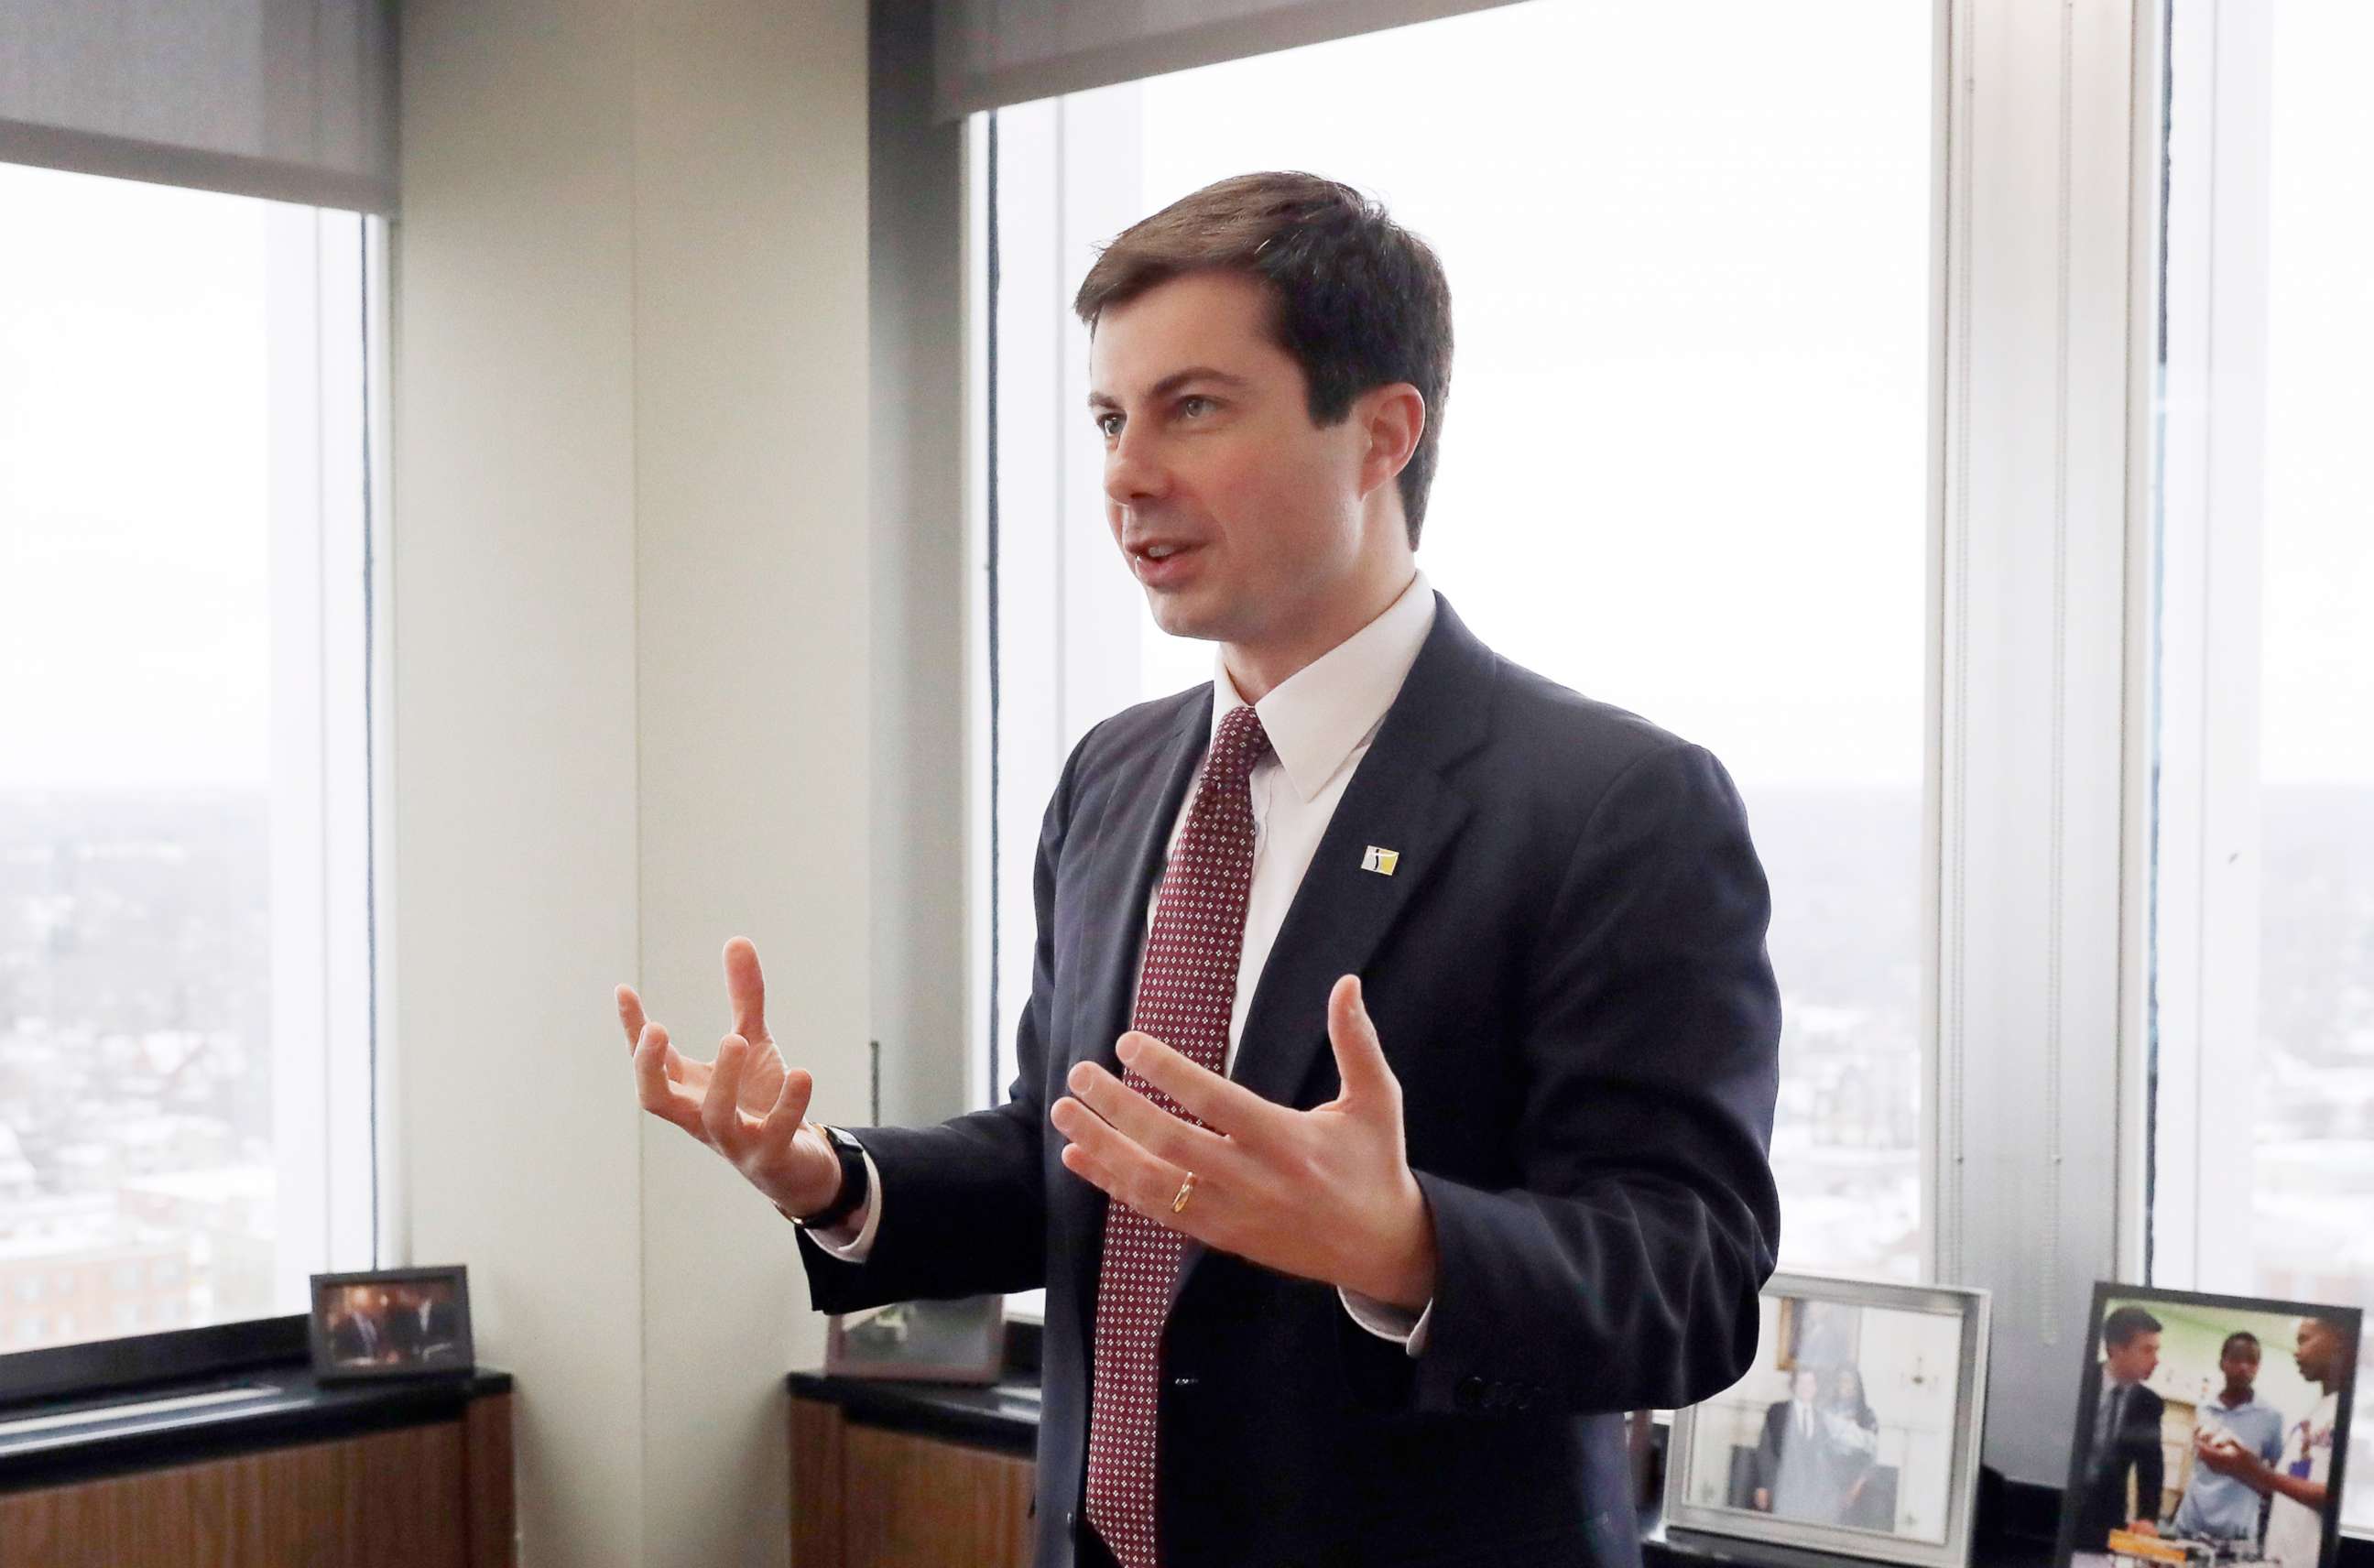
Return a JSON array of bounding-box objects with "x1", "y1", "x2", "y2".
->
[
  {"x1": 977, "y1": 0, "x2": 1935, "y2": 1282},
  {"x1": 0, "y1": 161, "x2": 386, "y2": 1353},
  {"x1": 2149, "y1": 0, "x2": 2374, "y2": 1531}
]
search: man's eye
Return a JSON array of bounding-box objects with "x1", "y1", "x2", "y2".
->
[
  {"x1": 1095, "y1": 412, "x2": 1122, "y2": 438},
  {"x1": 1179, "y1": 396, "x2": 1214, "y2": 419}
]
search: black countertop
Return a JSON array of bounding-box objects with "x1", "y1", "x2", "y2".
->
[
  {"x1": 0, "y1": 1361, "x2": 511, "y2": 1494},
  {"x1": 787, "y1": 1367, "x2": 1041, "y2": 1456}
]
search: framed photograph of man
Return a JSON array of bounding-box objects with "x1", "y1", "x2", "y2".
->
[
  {"x1": 1666, "y1": 1273, "x2": 1992, "y2": 1568},
  {"x1": 2055, "y1": 1284, "x2": 2358, "y2": 1568},
  {"x1": 309, "y1": 1266, "x2": 474, "y2": 1384}
]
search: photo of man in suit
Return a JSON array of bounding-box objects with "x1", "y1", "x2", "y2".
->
[
  {"x1": 2073, "y1": 1305, "x2": 2169, "y2": 1552},
  {"x1": 1754, "y1": 1367, "x2": 1841, "y2": 1520},
  {"x1": 327, "y1": 1283, "x2": 397, "y2": 1367},
  {"x1": 616, "y1": 171, "x2": 1783, "y2": 1568},
  {"x1": 387, "y1": 1282, "x2": 465, "y2": 1362}
]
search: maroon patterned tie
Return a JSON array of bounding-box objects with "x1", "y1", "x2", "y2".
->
[{"x1": 1083, "y1": 702, "x2": 1271, "y2": 1568}]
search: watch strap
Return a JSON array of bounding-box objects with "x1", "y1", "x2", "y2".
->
[{"x1": 793, "y1": 1126, "x2": 869, "y2": 1231}]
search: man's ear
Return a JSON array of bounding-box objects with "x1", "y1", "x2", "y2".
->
[{"x1": 1358, "y1": 383, "x2": 1426, "y2": 497}]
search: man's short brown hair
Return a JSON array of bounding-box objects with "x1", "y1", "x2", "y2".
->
[{"x1": 1073, "y1": 171, "x2": 1454, "y2": 548}]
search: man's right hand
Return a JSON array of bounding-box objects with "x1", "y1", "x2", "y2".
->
[{"x1": 615, "y1": 936, "x2": 845, "y2": 1219}]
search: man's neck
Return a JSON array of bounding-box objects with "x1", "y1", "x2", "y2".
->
[
  {"x1": 1221, "y1": 562, "x2": 1416, "y2": 704},
  {"x1": 2217, "y1": 1387, "x2": 2252, "y2": 1408}
]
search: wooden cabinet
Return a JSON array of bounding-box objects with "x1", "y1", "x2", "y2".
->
[
  {"x1": 791, "y1": 1395, "x2": 1034, "y2": 1568},
  {"x1": 0, "y1": 1391, "x2": 515, "y2": 1568}
]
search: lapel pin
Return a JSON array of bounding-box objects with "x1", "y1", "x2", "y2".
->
[{"x1": 1360, "y1": 845, "x2": 1400, "y2": 877}]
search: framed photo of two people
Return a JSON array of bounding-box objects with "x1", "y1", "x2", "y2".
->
[
  {"x1": 309, "y1": 1265, "x2": 474, "y2": 1383},
  {"x1": 1666, "y1": 1273, "x2": 1993, "y2": 1568},
  {"x1": 2054, "y1": 1284, "x2": 2358, "y2": 1568}
]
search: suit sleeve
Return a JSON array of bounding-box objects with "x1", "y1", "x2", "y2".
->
[
  {"x1": 1407, "y1": 740, "x2": 1782, "y2": 1415},
  {"x1": 793, "y1": 728, "x2": 1089, "y2": 1312},
  {"x1": 2135, "y1": 1391, "x2": 2165, "y2": 1522},
  {"x1": 1753, "y1": 1405, "x2": 1784, "y2": 1493}
]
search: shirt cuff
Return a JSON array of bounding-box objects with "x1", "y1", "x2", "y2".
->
[
  {"x1": 1338, "y1": 1286, "x2": 1434, "y2": 1357},
  {"x1": 797, "y1": 1148, "x2": 883, "y2": 1261}
]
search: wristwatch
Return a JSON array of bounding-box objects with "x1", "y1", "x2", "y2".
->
[{"x1": 792, "y1": 1126, "x2": 871, "y2": 1232}]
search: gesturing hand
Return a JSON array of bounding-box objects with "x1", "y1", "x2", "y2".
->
[
  {"x1": 1048, "y1": 974, "x2": 1439, "y2": 1312},
  {"x1": 615, "y1": 936, "x2": 844, "y2": 1218}
]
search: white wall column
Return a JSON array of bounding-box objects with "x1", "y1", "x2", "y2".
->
[{"x1": 393, "y1": 1, "x2": 870, "y2": 1563}]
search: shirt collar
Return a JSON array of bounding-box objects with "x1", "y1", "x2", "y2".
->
[{"x1": 1211, "y1": 571, "x2": 1437, "y2": 803}]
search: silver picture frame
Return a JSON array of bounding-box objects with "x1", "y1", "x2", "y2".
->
[{"x1": 1665, "y1": 1271, "x2": 1992, "y2": 1568}]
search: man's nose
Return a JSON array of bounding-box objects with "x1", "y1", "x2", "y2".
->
[{"x1": 1104, "y1": 425, "x2": 1170, "y2": 506}]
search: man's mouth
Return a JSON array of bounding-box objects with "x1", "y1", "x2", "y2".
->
[{"x1": 1127, "y1": 539, "x2": 1203, "y2": 585}]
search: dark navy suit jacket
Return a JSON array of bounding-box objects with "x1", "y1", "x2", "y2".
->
[{"x1": 799, "y1": 594, "x2": 1783, "y2": 1568}]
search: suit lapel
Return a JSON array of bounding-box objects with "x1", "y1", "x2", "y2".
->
[
  {"x1": 1230, "y1": 595, "x2": 1496, "y2": 1111},
  {"x1": 1225, "y1": 748, "x2": 1471, "y2": 1109},
  {"x1": 1171, "y1": 595, "x2": 1497, "y2": 1302},
  {"x1": 1070, "y1": 689, "x2": 1212, "y2": 1080}
]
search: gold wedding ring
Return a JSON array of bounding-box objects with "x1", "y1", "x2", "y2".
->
[{"x1": 1171, "y1": 1171, "x2": 1198, "y2": 1214}]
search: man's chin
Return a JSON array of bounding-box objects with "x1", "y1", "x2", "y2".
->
[{"x1": 1143, "y1": 592, "x2": 1226, "y2": 644}]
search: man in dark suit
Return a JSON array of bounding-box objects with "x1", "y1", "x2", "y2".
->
[
  {"x1": 2072, "y1": 1305, "x2": 2168, "y2": 1552},
  {"x1": 1754, "y1": 1367, "x2": 1842, "y2": 1521},
  {"x1": 387, "y1": 1285, "x2": 463, "y2": 1360},
  {"x1": 616, "y1": 172, "x2": 1782, "y2": 1568}
]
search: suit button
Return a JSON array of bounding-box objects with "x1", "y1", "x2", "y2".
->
[
  {"x1": 1065, "y1": 1508, "x2": 1078, "y2": 1530},
  {"x1": 1170, "y1": 1374, "x2": 1199, "y2": 1389},
  {"x1": 1454, "y1": 1375, "x2": 1486, "y2": 1411}
]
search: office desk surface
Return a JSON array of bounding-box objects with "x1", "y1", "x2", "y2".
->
[{"x1": 0, "y1": 1361, "x2": 511, "y2": 1492}]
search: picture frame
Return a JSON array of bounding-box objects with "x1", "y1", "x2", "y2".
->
[
  {"x1": 824, "y1": 1294, "x2": 1005, "y2": 1385},
  {"x1": 308, "y1": 1266, "x2": 474, "y2": 1384},
  {"x1": 1665, "y1": 1271, "x2": 1992, "y2": 1568},
  {"x1": 2053, "y1": 1283, "x2": 2358, "y2": 1568}
]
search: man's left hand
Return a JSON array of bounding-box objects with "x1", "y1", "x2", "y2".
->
[{"x1": 1048, "y1": 974, "x2": 1439, "y2": 1312}]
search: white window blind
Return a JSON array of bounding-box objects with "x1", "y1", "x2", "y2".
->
[
  {"x1": 0, "y1": 0, "x2": 397, "y2": 212},
  {"x1": 935, "y1": 0, "x2": 1527, "y2": 118}
]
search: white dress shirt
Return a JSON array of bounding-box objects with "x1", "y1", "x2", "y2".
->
[{"x1": 814, "y1": 571, "x2": 1440, "y2": 1353}]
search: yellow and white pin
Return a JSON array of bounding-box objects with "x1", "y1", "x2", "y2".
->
[{"x1": 1360, "y1": 845, "x2": 1400, "y2": 877}]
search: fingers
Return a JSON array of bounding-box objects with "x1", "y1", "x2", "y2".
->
[
  {"x1": 1068, "y1": 1059, "x2": 1234, "y2": 1169},
  {"x1": 1063, "y1": 1060, "x2": 1231, "y2": 1172},
  {"x1": 634, "y1": 1023, "x2": 703, "y2": 1135},
  {"x1": 758, "y1": 1063, "x2": 816, "y2": 1143},
  {"x1": 701, "y1": 1033, "x2": 754, "y2": 1153},
  {"x1": 1114, "y1": 1032, "x2": 1287, "y2": 1144},
  {"x1": 616, "y1": 985, "x2": 648, "y2": 1052},
  {"x1": 723, "y1": 936, "x2": 768, "y2": 1045},
  {"x1": 1324, "y1": 975, "x2": 1399, "y2": 1104},
  {"x1": 1051, "y1": 1094, "x2": 1192, "y2": 1225}
]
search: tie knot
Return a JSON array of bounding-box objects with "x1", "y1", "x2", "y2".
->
[{"x1": 1208, "y1": 702, "x2": 1272, "y2": 784}]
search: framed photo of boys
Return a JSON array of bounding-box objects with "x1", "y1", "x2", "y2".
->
[
  {"x1": 1665, "y1": 1272, "x2": 1992, "y2": 1568},
  {"x1": 2055, "y1": 1284, "x2": 2358, "y2": 1568},
  {"x1": 309, "y1": 1266, "x2": 475, "y2": 1383}
]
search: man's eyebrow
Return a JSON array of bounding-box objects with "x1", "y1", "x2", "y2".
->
[{"x1": 1086, "y1": 367, "x2": 1251, "y2": 411}]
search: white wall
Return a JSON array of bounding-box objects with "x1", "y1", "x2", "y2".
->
[{"x1": 392, "y1": 2, "x2": 869, "y2": 1563}]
